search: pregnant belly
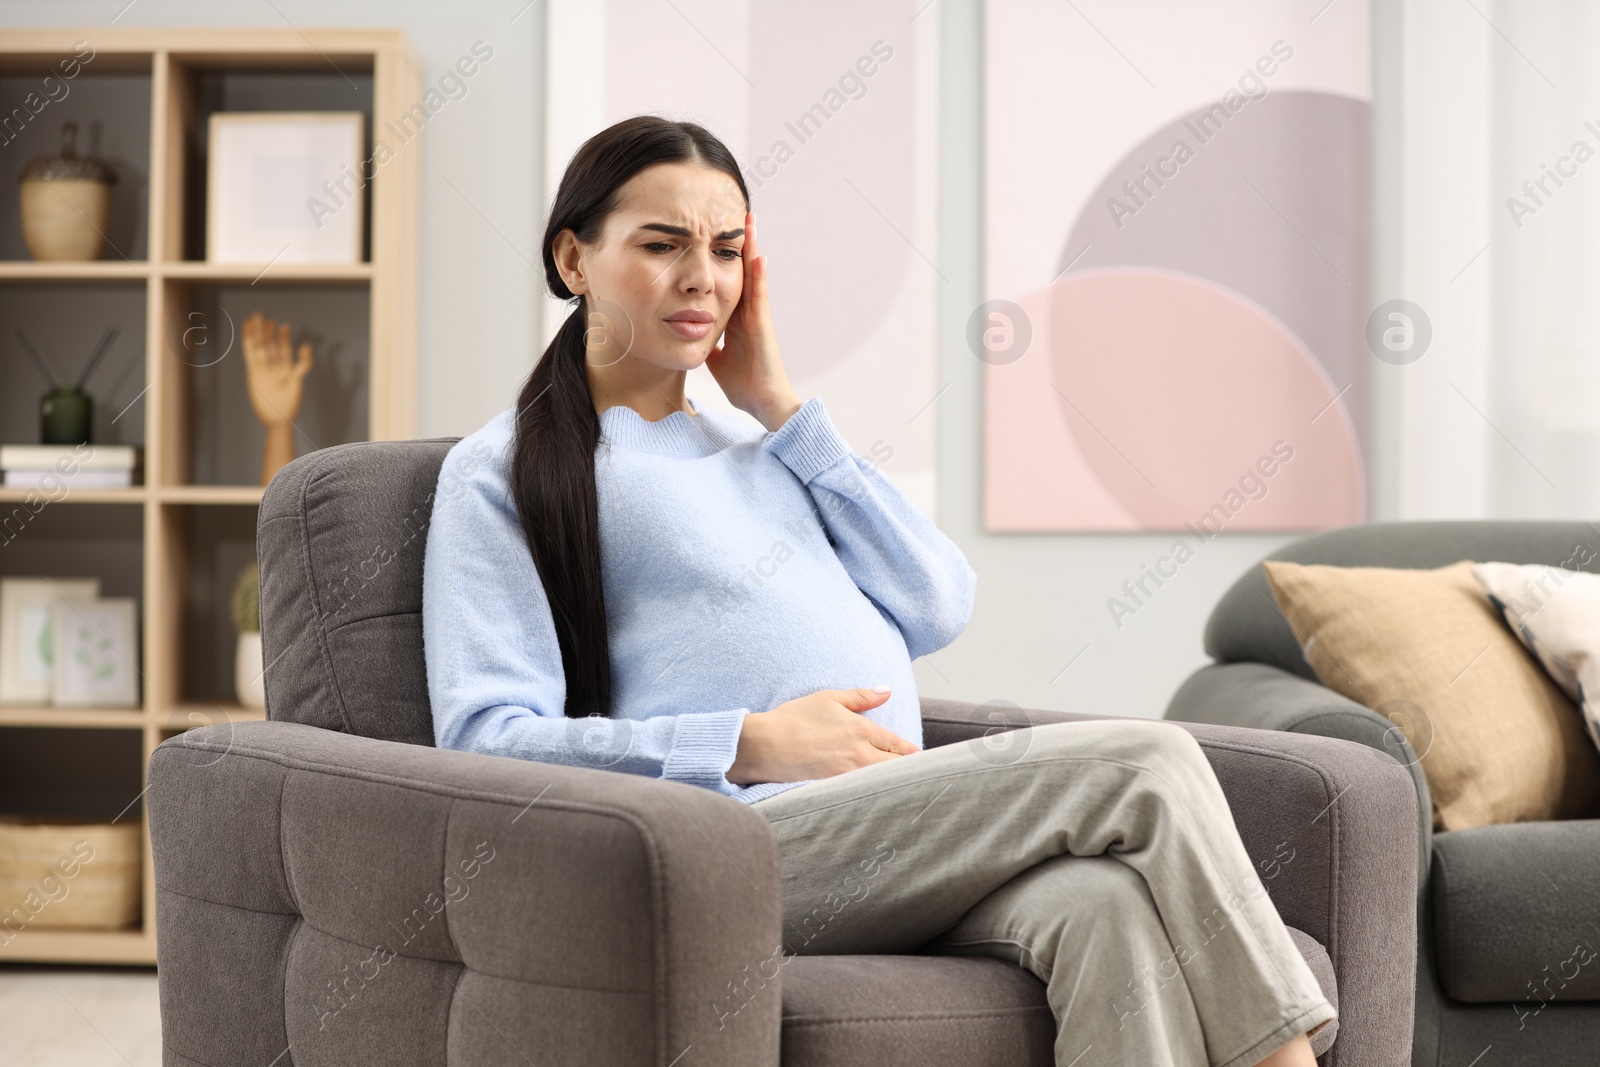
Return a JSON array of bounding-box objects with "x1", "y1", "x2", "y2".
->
[{"x1": 609, "y1": 567, "x2": 921, "y2": 734}]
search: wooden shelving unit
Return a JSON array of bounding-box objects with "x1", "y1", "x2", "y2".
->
[{"x1": 0, "y1": 28, "x2": 420, "y2": 965}]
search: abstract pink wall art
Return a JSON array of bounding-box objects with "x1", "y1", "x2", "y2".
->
[
  {"x1": 986, "y1": 267, "x2": 1363, "y2": 531},
  {"x1": 984, "y1": 1, "x2": 1372, "y2": 531}
]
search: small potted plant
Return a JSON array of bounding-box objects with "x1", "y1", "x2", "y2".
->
[{"x1": 229, "y1": 563, "x2": 264, "y2": 710}]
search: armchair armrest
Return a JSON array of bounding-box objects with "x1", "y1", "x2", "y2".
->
[
  {"x1": 920, "y1": 696, "x2": 1419, "y2": 1067},
  {"x1": 149, "y1": 720, "x2": 783, "y2": 1067},
  {"x1": 1164, "y1": 661, "x2": 1433, "y2": 885}
]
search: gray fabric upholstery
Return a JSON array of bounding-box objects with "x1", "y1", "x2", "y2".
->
[
  {"x1": 146, "y1": 441, "x2": 1424, "y2": 1066},
  {"x1": 779, "y1": 954, "x2": 1055, "y2": 1062},
  {"x1": 1167, "y1": 663, "x2": 1434, "y2": 902},
  {"x1": 1167, "y1": 519, "x2": 1600, "y2": 1067},
  {"x1": 256, "y1": 437, "x2": 457, "y2": 746},
  {"x1": 1431, "y1": 821, "x2": 1600, "y2": 1002},
  {"x1": 149, "y1": 720, "x2": 783, "y2": 1065}
]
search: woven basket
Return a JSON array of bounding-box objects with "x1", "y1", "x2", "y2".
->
[{"x1": 0, "y1": 816, "x2": 140, "y2": 931}]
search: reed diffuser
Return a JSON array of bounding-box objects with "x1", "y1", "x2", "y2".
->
[{"x1": 14, "y1": 325, "x2": 120, "y2": 444}]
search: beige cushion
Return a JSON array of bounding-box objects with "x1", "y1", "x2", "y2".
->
[{"x1": 1262, "y1": 559, "x2": 1600, "y2": 831}]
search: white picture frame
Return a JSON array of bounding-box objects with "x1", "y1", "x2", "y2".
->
[
  {"x1": 0, "y1": 577, "x2": 102, "y2": 705},
  {"x1": 50, "y1": 597, "x2": 139, "y2": 708},
  {"x1": 207, "y1": 111, "x2": 366, "y2": 264}
]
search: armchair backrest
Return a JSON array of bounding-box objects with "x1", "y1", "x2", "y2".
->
[
  {"x1": 1206, "y1": 519, "x2": 1600, "y2": 680},
  {"x1": 257, "y1": 437, "x2": 462, "y2": 745}
]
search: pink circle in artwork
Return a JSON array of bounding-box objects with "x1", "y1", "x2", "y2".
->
[{"x1": 1047, "y1": 267, "x2": 1363, "y2": 530}]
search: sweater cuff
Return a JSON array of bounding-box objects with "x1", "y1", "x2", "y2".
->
[
  {"x1": 662, "y1": 708, "x2": 749, "y2": 786},
  {"x1": 762, "y1": 396, "x2": 851, "y2": 485}
]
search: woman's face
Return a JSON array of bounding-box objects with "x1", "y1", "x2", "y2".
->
[{"x1": 556, "y1": 161, "x2": 747, "y2": 373}]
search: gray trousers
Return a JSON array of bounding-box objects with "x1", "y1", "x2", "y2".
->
[{"x1": 749, "y1": 717, "x2": 1337, "y2": 1067}]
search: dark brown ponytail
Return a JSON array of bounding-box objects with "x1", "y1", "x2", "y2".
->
[{"x1": 512, "y1": 115, "x2": 749, "y2": 718}]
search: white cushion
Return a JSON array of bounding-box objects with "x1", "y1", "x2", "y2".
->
[{"x1": 1473, "y1": 561, "x2": 1600, "y2": 755}]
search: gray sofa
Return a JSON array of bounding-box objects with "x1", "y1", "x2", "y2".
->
[
  {"x1": 147, "y1": 439, "x2": 1421, "y2": 1066},
  {"x1": 1165, "y1": 520, "x2": 1600, "y2": 1067}
]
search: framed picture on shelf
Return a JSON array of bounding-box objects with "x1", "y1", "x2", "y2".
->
[
  {"x1": 50, "y1": 596, "x2": 139, "y2": 707},
  {"x1": 0, "y1": 577, "x2": 102, "y2": 705},
  {"x1": 207, "y1": 111, "x2": 366, "y2": 264}
]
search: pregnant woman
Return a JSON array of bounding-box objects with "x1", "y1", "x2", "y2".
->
[{"x1": 422, "y1": 115, "x2": 1335, "y2": 1067}]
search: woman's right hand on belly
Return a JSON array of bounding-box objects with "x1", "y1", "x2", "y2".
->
[{"x1": 727, "y1": 687, "x2": 921, "y2": 785}]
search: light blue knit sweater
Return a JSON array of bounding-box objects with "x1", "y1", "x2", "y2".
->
[{"x1": 422, "y1": 394, "x2": 977, "y2": 805}]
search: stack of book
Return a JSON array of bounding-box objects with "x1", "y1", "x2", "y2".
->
[{"x1": 0, "y1": 443, "x2": 143, "y2": 489}]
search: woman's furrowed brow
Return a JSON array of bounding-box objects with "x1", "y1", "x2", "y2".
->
[{"x1": 637, "y1": 222, "x2": 745, "y2": 240}]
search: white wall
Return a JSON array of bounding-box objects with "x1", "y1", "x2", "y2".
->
[
  {"x1": 1374, "y1": 0, "x2": 1600, "y2": 522},
  {"x1": 5, "y1": 0, "x2": 1307, "y2": 721}
]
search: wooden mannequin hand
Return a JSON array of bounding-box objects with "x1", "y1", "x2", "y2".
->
[
  {"x1": 728, "y1": 687, "x2": 921, "y2": 785},
  {"x1": 242, "y1": 311, "x2": 314, "y2": 486},
  {"x1": 242, "y1": 311, "x2": 314, "y2": 428}
]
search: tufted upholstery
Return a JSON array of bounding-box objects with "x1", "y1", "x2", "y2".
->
[
  {"x1": 147, "y1": 440, "x2": 1422, "y2": 1066},
  {"x1": 149, "y1": 720, "x2": 782, "y2": 1065}
]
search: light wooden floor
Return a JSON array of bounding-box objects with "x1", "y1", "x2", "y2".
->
[{"x1": 0, "y1": 966, "x2": 162, "y2": 1067}]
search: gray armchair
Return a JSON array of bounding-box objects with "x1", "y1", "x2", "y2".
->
[
  {"x1": 1165, "y1": 520, "x2": 1600, "y2": 1067},
  {"x1": 147, "y1": 439, "x2": 1421, "y2": 1066}
]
